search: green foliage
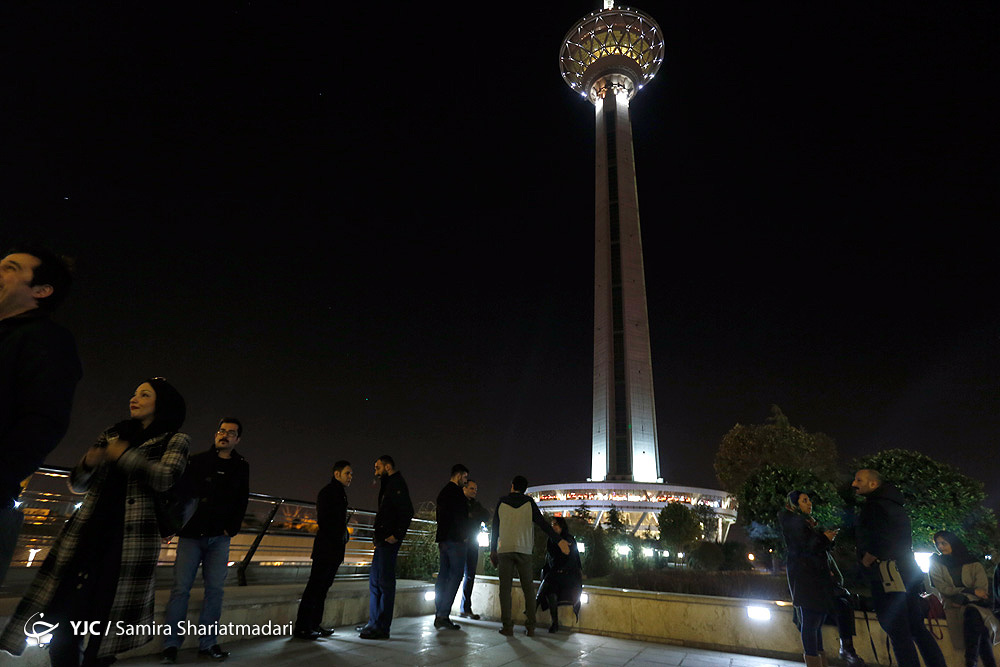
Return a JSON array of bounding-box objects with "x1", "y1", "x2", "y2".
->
[
  {"x1": 692, "y1": 504, "x2": 718, "y2": 541},
  {"x1": 658, "y1": 503, "x2": 702, "y2": 552},
  {"x1": 573, "y1": 502, "x2": 594, "y2": 523},
  {"x1": 605, "y1": 506, "x2": 627, "y2": 535},
  {"x1": 582, "y1": 526, "x2": 613, "y2": 577},
  {"x1": 851, "y1": 449, "x2": 996, "y2": 553},
  {"x1": 688, "y1": 541, "x2": 724, "y2": 570},
  {"x1": 738, "y1": 464, "x2": 844, "y2": 553},
  {"x1": 714, "y1": 405, "x2": 838, "y2": 492},
  {"x1": 396, "y1": 527, "x2": 438, "y2": 581}
]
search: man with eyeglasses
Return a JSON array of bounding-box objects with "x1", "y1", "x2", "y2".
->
[{"x1": 161, "y1": 419, "x2": 250, "y2": 664}]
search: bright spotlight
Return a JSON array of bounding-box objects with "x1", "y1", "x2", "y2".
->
[
  {"x1": 914, "y1": 552, "x2": 933, "y2": 574},
  {"x1": 615, "y1": 545, "x2": 631, "y2": 556},
  {"x1": 642, "y1": 547, "x2": 654, "y2": 558},
  {"x1": 478, "y1": 532, "x2": 490, "y2": 548},
  {"x1": 576, "y1": 542, "x2": 586, "y2": 553},
  {"x1": 424, "y1": 591, "x2": 435, "y2": 601},
  {"x1": 580, "y1": 593, "x2": 589, "y2": 603},
  {"x1": 746, "y1": 606, "x2": 771, "y2": 621}
]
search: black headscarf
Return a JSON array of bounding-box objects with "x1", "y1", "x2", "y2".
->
[
  {"x1": 785, "y1": 489, "x2": 817, "y2": 528},
  {"x1": 932, "y1": 530, "x2": 977, "y2": 568}
]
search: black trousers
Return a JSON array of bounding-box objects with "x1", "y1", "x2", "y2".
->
[
  {"x1": 295, "y1": 549, "x2": 344, "y2": 632},
  {"x1": 871, "y1": 583, "x2": 947, "y2": 667},
  {"x1": 460, "y1": 545, "x2": 479, "y2": 614},
  {"x1": 963, "y1": 607, "x2": 997, "y2": 667}
]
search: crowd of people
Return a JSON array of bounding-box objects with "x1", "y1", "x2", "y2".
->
[
  {"x1": 780, "y1": 469, "x2": 1000, "y2": 667},
  {"x1": 4, "y1": 244, "x2": 997, "y2": 666}
]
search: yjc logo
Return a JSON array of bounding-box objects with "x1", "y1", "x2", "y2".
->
[{"x1": 24, "y1": 612, "x2": 58, "y2": 647}]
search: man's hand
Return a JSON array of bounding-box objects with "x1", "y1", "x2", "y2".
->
[
  {"x1": 975, "y1": 588, "x2": 988, "y2": 600},
  {"x1": 490, "y1": 552, "x2": 498, "y2": 568},
  {"x1": 558, "y1": 539, "x2": 570, "y2": 555},
  {"x1": 861, "y1": 552, "x2": 878, "y2": 568},
  {"x1": 823, "y1": 529, "x2": 839, "y2": 542},
  {"x1": 385, "y1": 535, "x2": 398, "y2": 544}
]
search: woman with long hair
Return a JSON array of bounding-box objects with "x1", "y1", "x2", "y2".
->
[
  {"x1": 929, "y1": 531, "x2": 999, "y2": 667},
  {"x1": 779, "y1": 490, "x2": 865, "y2": 667},
  {"x1": 535, "y1": 516, "x2": 582, "y2": 633},
  {"x1": 0, "y1": 378, "x2": 190, "y2": 666}
]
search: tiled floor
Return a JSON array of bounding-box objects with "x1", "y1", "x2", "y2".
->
[{"x1": 116, "y1": 616, "x2": 804, "y2": 667}]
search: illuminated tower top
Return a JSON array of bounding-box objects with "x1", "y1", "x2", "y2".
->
[{"x1": 559, "y1": 2, "x2": 664, "y2": 105}]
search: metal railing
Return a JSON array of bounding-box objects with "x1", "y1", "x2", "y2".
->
[{"x1": 9, "y1": 466, "x2": 435, "y2": 587}]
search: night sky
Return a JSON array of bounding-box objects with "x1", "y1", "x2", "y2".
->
[{"x1": 3, "y1": 2, "x2": 998, "y2": 515}]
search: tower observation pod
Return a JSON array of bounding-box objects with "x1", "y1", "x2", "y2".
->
[{"x1": 561, "y1": 3, "x2": 664, "y2": 484}]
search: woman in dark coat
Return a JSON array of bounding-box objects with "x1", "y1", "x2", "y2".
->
[
  {"x1": 0, "y1": 378, "x2": 190, "y2": 666},
  {"x1": 535, "y1": 516, "x2": 582, "y2": 633},
  {"x1": 779, "y1": 490, "x2": 865, "y2": 667},
  {"x1": 928, "y1": 531, "x2": 999, "y2": 667}
]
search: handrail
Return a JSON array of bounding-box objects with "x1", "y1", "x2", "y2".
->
[{"x1": 18, "y1": 466, "x2": 435, "y2": 587}]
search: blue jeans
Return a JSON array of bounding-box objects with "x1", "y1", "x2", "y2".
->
[
  {"x1": 163, "y1": 535, "x2": 231, "y2": 650},
  {"x1": 367, "y1": 541, "x2": 400, "y2": 632},
  {"x1": 435, "y1": 541, "x2": 467, "y2": 618}
]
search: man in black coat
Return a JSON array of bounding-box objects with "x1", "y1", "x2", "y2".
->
[
  {"x1": 294, "y1": 460, "x2": 353, "y2": 639},
  {"x1": 360, "y1": 454, "x2": 413, "y2": 640},
  {"x1": 459, "y1": 479, "x2": 491, "y2": 619},
  {"x1": 162, "y1": 419, "x2": 250, "y2": 663},
  {"x1": 0, "y1": 245, "x2": 81, "y2": 585},
  {"x1": 853, "y1": 468, "x2": 946, "y2": 667},
  {"x1": 433, "y1": 463, "x2": 469, "y2": 630}
]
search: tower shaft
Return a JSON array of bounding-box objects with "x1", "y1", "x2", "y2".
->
[{"x1": 591, "y1": 89, "x2": 660, "y2": 483}]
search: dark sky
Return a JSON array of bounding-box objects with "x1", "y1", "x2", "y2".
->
[{"x1": 2, "y1": 2, "x2": 998, "y2": 514}]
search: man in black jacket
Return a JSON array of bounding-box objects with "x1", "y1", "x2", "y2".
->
[
  {"x1": 433, "y1": 463, "x2": 469, "y2": 630},
  {"x1": 162, "y1": 419, "x2": 250, "y2": 663},
  {"x1": 294, "y1": 460, "x2": 353, "y2": 639},
  {"x1": 459, "y1": 479, "x2": 491, "y2": 619},
  {"x1": 0, "y1": 245, "x2": 81, "y2": 585},
  {"x1": 360, "y1": 455, "x2": 413, "y2": 640},
  {"x1": 853, "y1": 468, "x2": 946, "y2": 667}
]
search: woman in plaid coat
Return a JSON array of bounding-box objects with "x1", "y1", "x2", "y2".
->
[{"x1": 0, "y1": 377, "x2": 190, "y2": 666}]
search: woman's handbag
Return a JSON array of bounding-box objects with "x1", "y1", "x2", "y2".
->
[{"x1": 919, "y1": 592, "x2": 945, "y2": 640}]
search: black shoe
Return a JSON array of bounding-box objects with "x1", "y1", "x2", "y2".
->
[
  {"x1": 292, "y1": 628, "x2": 322, "y2": 640},
  {"x1": 548, "y1": 623, "x2": 559, "y2": 633},
  {"x1": 498, "y1": 626, "x2": 514, "y2": 637},
  {"x1": 314, "y1": 626, "x2": 335, "y2": 637},
  {"x1": 198, "y1": 645, "x2": 230, "y2": 661},
  {"x1": 161, "y1": 647, "x2": 178, "y2": 665},
  {"x1": 433, "y1": 616, "x2": 461, "y2": 630},
  {"x1": 459, "y1": 611, "x2": 481, "y2": 620},
  {"x1": 359, "y1": 627, "x2": 390, "y2": 640},
  {"x1": 526, "y1": 627, "x2": 536, "y2": 637}
]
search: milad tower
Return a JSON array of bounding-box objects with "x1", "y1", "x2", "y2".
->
[{"x1": 528, "y1": 2, "x2": 736, "y2": 541}]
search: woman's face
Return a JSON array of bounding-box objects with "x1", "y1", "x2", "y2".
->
[
  {"x1": 552, "y1": 520, "x2": 562, "y2": 535},
  {"x1": 129, "y1": 382, "x2": 157, "y2": 426},
  {"x1": 796, "y1": 494, "x2": 813, "y2": 514},
  {"x1": 935, "y1": 537, "x2": 952, "y2": 555}
]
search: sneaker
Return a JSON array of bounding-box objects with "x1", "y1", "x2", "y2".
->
[
  {"x1": 433, "y1": 616, "x2": 461, "y2": 630},
  {"x1": 498, "y1": 626, "x2": 514, "y2": 637},
  {"x1": 197, "y1": 645, "x2": 230, "y2": 661},
  {"x1": 161, "y1": 647, "x2": 178, "y2": 665},
  {"x1": 314, "y1": 626, "x2": 335, "y2": 637}
]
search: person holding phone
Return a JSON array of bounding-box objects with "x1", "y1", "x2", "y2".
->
[{"x1": 780, "y1": 490, "x2": 866, "y2": 667}]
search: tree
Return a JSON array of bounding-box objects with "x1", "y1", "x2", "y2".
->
[
  {"x1": 605, "y1": 506, "x2": 627, "y2": 535},
  {"x1": 582, "y1": 526, "x2": 613, "y2": 578},
  {"x1": 573, "y1": 502, "x2": 594, "y2": 524},
  {"x1": 658, "y1": 503, "x2": 702, "y2": 553},
  {"x1": 851, "y1": 449, "x2": 997, "y2": 554},
  {"x1": 714, "y1": 405, "x2": 837, "y2": 492},
  {"x1": 737, "y1": 464, "x2": 844, "y2": 554},
  {"x1": 692, "y1": 504, "x2": 718, "y2": 541}
]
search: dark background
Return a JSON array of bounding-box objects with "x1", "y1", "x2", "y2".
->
[{"x1": 2, "y1": 2, "x2": 997, "y2": 514}]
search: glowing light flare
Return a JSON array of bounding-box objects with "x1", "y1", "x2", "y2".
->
[
  {"x1": 577, "y1": 542, "x2": 586, "y2": 553},
  {"x1": 914, "y1": 552, "x2": 933, "y2": 573},
  {"x1": 747, "y1": 606, "x2": 771, "y2": 621},
  {"x1": 424, "y1": 591, "x2": 436, "y2": 601}
]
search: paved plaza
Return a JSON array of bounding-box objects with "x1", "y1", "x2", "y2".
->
[{"x1": 115, "y1": 615, "x2": 802, "y2": 667}]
